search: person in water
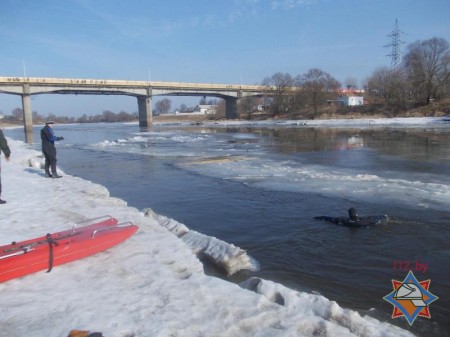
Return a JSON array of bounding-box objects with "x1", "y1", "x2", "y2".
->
[
  {"x1": 348, "y1": 207, "x2": 360, "y2": 222},
  {"x1": 314, "y1": 208, "x2": 388, "y2": 227}
]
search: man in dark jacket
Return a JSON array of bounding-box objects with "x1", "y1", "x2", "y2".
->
[
  {"x1": 0, "y1": 128, "x2": 11, "y2": 204},
  {"x1": 41, "y1": 121, "x2": 64, "y2": 178}
]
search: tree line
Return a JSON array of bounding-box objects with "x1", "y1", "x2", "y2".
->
[
  {"x1": 240, "y1": 36, "x2": 450, "y2": 119},
  {"x1": 1, "y1": 108, "x2": 138, "y2": 125},
  {"x1": 0, "y1": 98, "x2": 224, "y2": 124},
  {"x1": 367, "y1": 37, "x2": 450, "y2": 113}
]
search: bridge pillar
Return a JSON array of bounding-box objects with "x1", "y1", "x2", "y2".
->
[
  {"x1": 225, "y1": 97, "x2": 238, "y2": 119},
  {"x1": 137, "y1": 95, "x2": 152, "y2": 128},
  {"x1": 22, "y1": 84, "x2": 33, "y2": 133}
]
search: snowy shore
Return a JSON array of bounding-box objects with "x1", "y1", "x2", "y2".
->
[
  {"x1": 198, "y1": 116, "x2": 448, "y2": 128},
  {"x1": 0, "y1": 130, "x2": 423, "y2": 337}
]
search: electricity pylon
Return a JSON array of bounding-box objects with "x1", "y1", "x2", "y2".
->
[{"x1": 384, "y1": 19, "x2": 406, "y2": 70}]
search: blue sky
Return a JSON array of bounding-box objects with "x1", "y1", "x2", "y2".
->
[{"x1": 1, "y1": 0, "x2": 449, "y2": 117}]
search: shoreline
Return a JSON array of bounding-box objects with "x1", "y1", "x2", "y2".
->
[{"x1": 2, "y1": 115, "x2": 448, "y2": 131}]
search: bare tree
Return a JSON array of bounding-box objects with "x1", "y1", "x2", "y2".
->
[
  {"x1": 403, "y1": 37, "x2": 450, "y2": 105},
  {"x1": 261, "y1": 72, "x2": 294, "y2": 116},
  {"x1": 102, "y1": 110, "x2": 116, "y2": 122},
  {"x1": 155, "y1": 98, "x2": 172, "y2": 114},
  {"x1": 214, "y1": 99, "x2": 226, "y2": 119},
  {"x1": 367, "y1": 66, "x2": 408, "y2": 113},
  {"x1": 12, "y1": 108, "x2": 23, "y2": 119},
  {"x1": 179, "y1": 104, "x2": 187, "y2": 112},
  {"x1": 238, "y1": 96, "x2": 260, "y2": 119},
  {"x1": 118, "y1": 110, "x2": 135, "y2": 122},
  {"x1": 297, "y1": 68, "x2": 341, "y2": 119},
  {"x1": 344, "y1": 76, "x2": 358, "y2": 91}
]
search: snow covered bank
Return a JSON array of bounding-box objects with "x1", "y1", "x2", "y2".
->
[
  {"x1": 187, "y1": 116, "x2": 448, "y2": 128},
  {"x1": 144, "y1": 209, "x2": 260, "y2": 275},
  {"x1": 0, "y1": 137, "x2": 415, "y2": 337}
]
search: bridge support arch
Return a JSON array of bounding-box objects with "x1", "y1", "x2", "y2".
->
[{"x1": 137, "y1": 95, "x2": 152, "y2": 128}]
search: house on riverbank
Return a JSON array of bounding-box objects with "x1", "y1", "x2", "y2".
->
[
  {"x1": 176, "y1": 104, "x2": 216, "y2": 115},
  {"x1": 338, "y1": 95, "x2": 364, "y2": 106}
]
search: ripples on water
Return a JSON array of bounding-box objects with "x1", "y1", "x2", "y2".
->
[{"x1": 7, "y1": 122, "x2": 450, "y2": 336}]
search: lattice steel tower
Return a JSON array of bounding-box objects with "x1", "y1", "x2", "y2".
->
[{"x1": 384, "y1": 19, "x2": 405, "y2": 69}]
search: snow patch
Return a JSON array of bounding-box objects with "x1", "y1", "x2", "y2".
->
[{"x1": 145, "y1": 209, "x2": 260, "y2": 275}]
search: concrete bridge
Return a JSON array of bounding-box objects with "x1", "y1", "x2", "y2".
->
[{"x1": 0, "y1": 76, "x2": 267, "y2": 132}]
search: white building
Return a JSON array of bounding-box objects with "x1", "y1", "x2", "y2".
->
[
  {"x1": 175, "y1": 104, "x2": 217, "y2": 115},
  {"x1": 338, "y1": 96, "x2": 364, "y2": 106},
  {"x1": 198, "y1": 105, "x2": 216, "y2": 114}
]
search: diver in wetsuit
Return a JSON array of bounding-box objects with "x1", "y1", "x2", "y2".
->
[{"x1": 314, "y1": 208, "x2": 388, "y2": 227}]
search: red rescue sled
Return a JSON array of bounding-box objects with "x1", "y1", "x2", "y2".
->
[{"x1": 0, "y1": 215, "x2": 138, "y2": 283}]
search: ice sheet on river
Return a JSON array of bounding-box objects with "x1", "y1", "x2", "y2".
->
[
  {"x1": 179, "y1": 157, "x2": 450, "y2": 212},
  {"x1": 91, "y1": 118, "x2": 450, "y2": 213}
]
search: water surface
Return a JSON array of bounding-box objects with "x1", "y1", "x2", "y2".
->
[{"x1": 7, "y1": 121, "x2": 450, "y2": 336}]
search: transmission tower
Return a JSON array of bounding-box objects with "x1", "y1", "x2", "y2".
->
[{"x1": 384, "y1": 19, "x2": 406, "y2": 69}]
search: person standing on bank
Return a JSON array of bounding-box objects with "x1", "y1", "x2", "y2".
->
[
  {"x1": 41, "y1": 120, "x2": 64, "y2": 178},
  {"x1": 0, "y1": 128, "x2": 11, "y2": 204}
]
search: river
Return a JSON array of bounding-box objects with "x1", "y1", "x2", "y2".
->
[{"x1": 6, "y1": 119, "x2": 450, "y2": 337}]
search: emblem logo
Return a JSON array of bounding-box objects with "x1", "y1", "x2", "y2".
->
[{"x1": 383, "y1": 270, "x2": 439, "y2": 325}]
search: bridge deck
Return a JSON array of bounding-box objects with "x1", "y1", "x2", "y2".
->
[{"x1": 0, "y1": 76, "x2": 267, "y2": 92}]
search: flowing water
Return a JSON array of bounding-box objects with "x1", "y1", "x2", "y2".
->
[{"x1": 6, "y1": 121, "x2": 450, "y2": 336}]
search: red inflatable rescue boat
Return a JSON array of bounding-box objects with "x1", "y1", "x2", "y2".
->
[{"x1": 0, "y1": 215, "x2": 138, "y2": 283}]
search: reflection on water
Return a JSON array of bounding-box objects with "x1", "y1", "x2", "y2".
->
[{"x1": 243, "y1": 126, "x2": 450, "y2": 161}]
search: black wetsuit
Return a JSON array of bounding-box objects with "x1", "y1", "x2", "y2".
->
[{"x1": 314, "y1": 215, "x2": 388, "y2": 227}]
